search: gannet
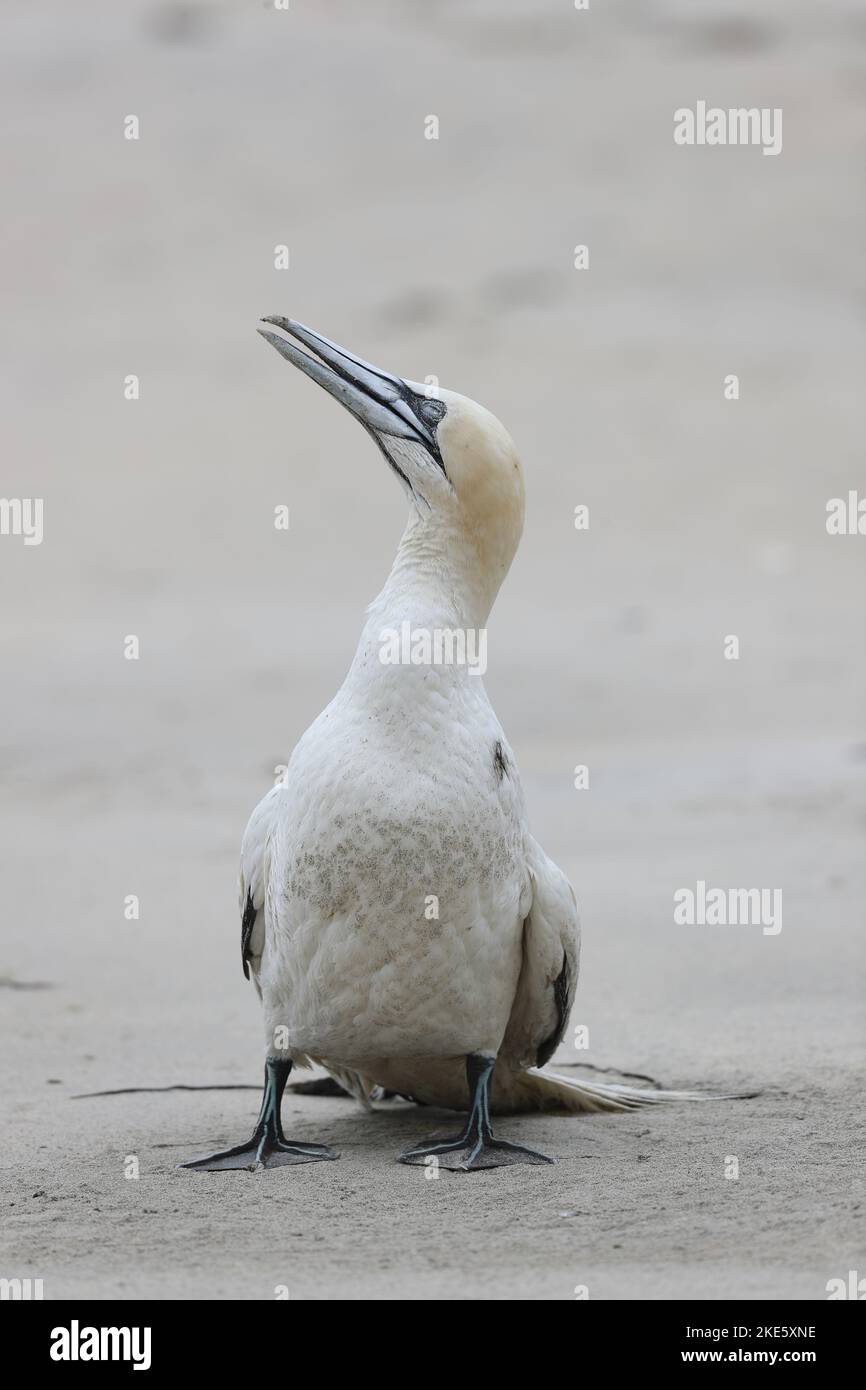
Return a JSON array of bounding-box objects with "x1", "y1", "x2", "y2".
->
[{"x1": 182, "y1": 318, "x2": 714, "y2": 1174}]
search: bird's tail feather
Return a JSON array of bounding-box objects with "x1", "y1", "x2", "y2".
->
[{"x1": 515, "y1": 1066, "x2": 757, "y2": 1114}]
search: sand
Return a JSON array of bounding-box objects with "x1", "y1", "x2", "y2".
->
[{"x1": 1, "y1": 0, "x2": 864, "y2": 1299}]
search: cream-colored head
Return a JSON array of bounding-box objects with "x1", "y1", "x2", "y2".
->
[
  {"x1": 258, "y1": 318, "x2": 525, "y2": 618},
  {"x1": 416, "y1": 386, "x2": 525, "y2": 603}
]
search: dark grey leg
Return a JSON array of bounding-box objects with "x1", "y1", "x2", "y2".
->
[
  {"x1": 180, "y1": 1057, "x2": 340, "y2": 1172},
  {"x1": 398, "y1": 1053, "x2": 555, "y2": 1171}
]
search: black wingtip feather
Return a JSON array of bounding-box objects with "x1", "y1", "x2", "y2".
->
[
  {"x1": 536, "y1": 952, "x2": 571, "y2": 1068},
  {"x1": 240, "y1": 889, "x2": 256, "y2": 980}
]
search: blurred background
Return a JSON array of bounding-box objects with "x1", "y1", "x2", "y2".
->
[{"x1": 1, "y1": 0, "x2": 864, "y2": 1298}]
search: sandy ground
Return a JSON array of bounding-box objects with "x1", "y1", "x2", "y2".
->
[{"x1": 1, "y1": 0, "x2": 864, "y2": 1299}]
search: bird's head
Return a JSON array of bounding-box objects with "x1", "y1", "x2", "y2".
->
[{"x1": 258, "y1": 317, "x2": 525, "y2": 605}]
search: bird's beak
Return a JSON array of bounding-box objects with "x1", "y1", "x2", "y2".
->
[{"x1": 257, "y1": 316, "x2": 441, "y2": 460}]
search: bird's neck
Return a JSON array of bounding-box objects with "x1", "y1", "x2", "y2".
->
[
  {"x1": 367, "y1": 514, "x2": 494, "y2": 632},
  {"x1": 346, "y1": 515, "x2": 496, "y2": 687}
]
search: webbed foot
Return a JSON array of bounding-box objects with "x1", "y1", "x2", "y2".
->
[
  {"x1": 179, "y1": 1057, "x2": 339, "y2": 1172},
  {"x1": 400, "y1": 1134, "x2": 552, "y2": 1171},
  {"x1": 398, "y1": 1053, "x2": 555, "y2": 1172}
]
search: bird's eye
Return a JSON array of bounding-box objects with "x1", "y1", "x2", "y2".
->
[{"x1": 416, "y1": 397, "x2": 446, "y2": 428}]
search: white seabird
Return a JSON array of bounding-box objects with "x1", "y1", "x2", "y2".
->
[{"x1": 182, "y1": 317, "x2": 713, "y2": 1174}]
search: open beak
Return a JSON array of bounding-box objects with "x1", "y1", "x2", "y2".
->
[{"x1": 257, "y1": 316, "x2": 441, "y2": 462}]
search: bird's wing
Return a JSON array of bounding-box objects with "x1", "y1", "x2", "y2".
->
[
  {"x1": 500, "y1": 837, "x2": 580, "y2": 1071},
  {"x1": 237, "y1": 783, "x2": 376, "y2": 1107},
  {"x1": 239, "y1": 784, "x2": 284, "y2": 984}
]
